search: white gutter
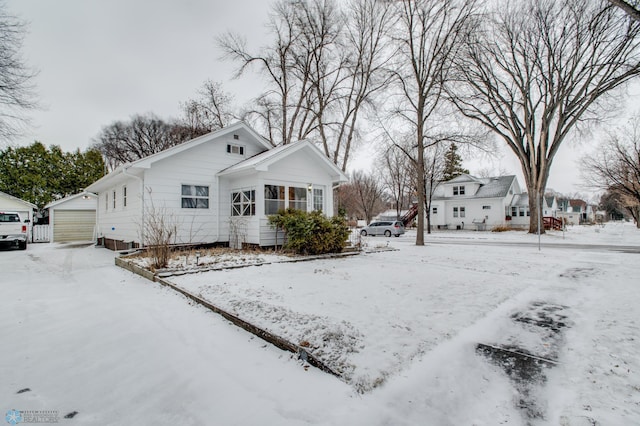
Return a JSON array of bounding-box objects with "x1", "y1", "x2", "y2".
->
[{"x1": 122, "y1": 166, "x2": 145, "y2": 247}]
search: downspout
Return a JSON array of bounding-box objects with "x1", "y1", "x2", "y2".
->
[{"x1": 122, "y1": 166, "x2": 145, "y2": 247}]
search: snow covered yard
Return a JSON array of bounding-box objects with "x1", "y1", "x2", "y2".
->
[{"x1": 1, "y1": 222, "x2": 639, "y2": 425}]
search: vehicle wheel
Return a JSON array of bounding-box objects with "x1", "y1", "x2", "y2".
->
[
  {"x1": 394, "y1": 234, "x2": 400, "y2": 237},
  {"x1": 384, "y1": 230, "x2": 391, "y2": 237},
  {"x1": 360, "y1": 230, "x2": 367, "y2": 236},
  {"x1": 19, "y1": 241, "x2": 27, "y2": 250}
]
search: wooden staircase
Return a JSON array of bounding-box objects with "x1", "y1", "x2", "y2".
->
[
  {"x1": 543, "y1": 216, "x2": 563, "y2": 230},
  {"x1": 400, "y1": 204, "x2": 419, "y2": 227}
]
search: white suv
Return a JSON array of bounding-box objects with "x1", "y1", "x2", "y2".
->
[{"x1": 360, "y1": 220, "x2": 405, "y2": 237}]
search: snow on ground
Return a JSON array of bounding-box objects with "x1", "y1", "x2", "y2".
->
[{"x1": 1, "y1": 222, "x2": 639, "y2": 425}]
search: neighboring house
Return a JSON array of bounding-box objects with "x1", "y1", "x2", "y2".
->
[
  {"x1": 44, "y1": 191, "x2": 97, "y2": 243},
  {"x1": 557, "y1": 198, "x2": 588, "y2": 225},
  {"x1": 86, "y1": 122, "x2": 348, "y2": 250},
  {"x1": 0, "y1": 190, "x2": 36, "y2": 240},
  {"x1": 430, "y1": 174, "x2": 521, "y2": 230}
]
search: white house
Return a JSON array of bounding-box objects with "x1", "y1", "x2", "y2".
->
[
  {"x1": 44, "y1": 191, "x2": 98, "y2": 243},
  {"x1": 86, "y1": 122, "x2": 348, "y2": 250},
  {"x1": 430, "y1": 174, "x2": 521, "y2": 230},
  {"x1": 557, "y1": 198, "x2": 588, "y2": 225}
]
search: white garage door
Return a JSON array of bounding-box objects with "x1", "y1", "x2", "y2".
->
[{"x1": 53, "y1": 210, "x2": 96, "y2": 242}]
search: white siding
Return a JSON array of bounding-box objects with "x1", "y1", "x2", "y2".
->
[
  {"x1": 96, "y1": 175, "x2": 142, "y2": 243},
  {"x1": 143, "y1": 134, "x2": 266, "y2": 245}
]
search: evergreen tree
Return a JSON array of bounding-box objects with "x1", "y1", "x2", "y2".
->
[
  {"x1": 442, "y1": 143, "x2": 469, "y2": 181},
  {"x1": 0, "y1": 142, "x2": 105, "y2": 208}
]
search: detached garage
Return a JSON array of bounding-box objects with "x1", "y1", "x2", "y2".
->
[
  {"x1": 0, "y1": 190, "x2": 36, "y2": 224},
  {"x1": 45, "y1": 192, "x2": 97, "y2": 243}
]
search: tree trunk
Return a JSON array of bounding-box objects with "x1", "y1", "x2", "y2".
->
[
  {"x1": 527, "y1": 188, "x2": 542, "y2": 234},
  {"x1": 415, "y1": 124, "x2": 425, "y2": 246}
]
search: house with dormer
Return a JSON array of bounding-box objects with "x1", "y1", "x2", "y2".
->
[
  {"x1": 86, "y1": 122, "x2": 348, "y2": 250},
  {"x1": 430, "y1": 174, "x2": 522, "y2": 230}
]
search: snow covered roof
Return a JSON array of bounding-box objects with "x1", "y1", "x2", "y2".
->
[
  {"x1": 434, "y1": 175, "x2": 517, "y2": 200},
  {"x1": 446, "y1": 174, "x2": 484, "y2": 184}
]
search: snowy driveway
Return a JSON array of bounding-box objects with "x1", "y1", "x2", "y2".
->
[{"x1": 1, "y1": 223, "x2": 639, "y2": 425}]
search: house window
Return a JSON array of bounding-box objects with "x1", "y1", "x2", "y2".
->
[
  {"x1": 181, "y1": 185, "x2": 209, "y2": 209},
  {"x1": 483, "y1": 205, "x2": 491, "y2": 210},
  {"x1": 289, "y1": 187, "x2": 307, "y2": 211},
  {"x1": 453, "y1": 186, "x2": 465, "y2": 195},
  {"x1": 460, "y1": 207, "x2": 466, "y2": 218},
  {"x1": 226, "y1": 144, "x2": 244, "y2": 155},
  {"x1": 519, "y1": 208, "x2": 525, "y2": 217},
  {"x1": 453, "y1": 207, "x2": 459, "y2": 217},
  {"x1": 231, "y1": 190, "x2": 255, "y2": 216},
  {"x1": 313, "y1": 188, "x2": 323, "y2": 212},
  {"x1": 265, "y1": 185, "x2": 285, "y2": 215},
  {"x1": 123, "y1": 186, "x2": 127, "y2": 208},
  {"x1": 112, "y1": 190, "x2": 116, "y2": 209},
  {"x1": 432, "y1": 207, "x2": 438, "y2": 214},
  {"x1": 511, "y1": 206, "x2": 517, "y2": 217}
]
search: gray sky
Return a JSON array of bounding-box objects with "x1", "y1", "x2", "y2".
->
[
  {"x1": 6, "y1": 0, "x2": 269, "y2": 151},
  {"x1": 5, "y1": 0, "x2": 639, "y2": 196}
]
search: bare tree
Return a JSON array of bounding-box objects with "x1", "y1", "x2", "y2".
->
[
  {"x1": 219, "y1": 0, "x2": 392, "y2": 171},
  {"x1": 181, "y1": 80, "x2": 236, "y2": 135},
  {"x1": 449, "y1": 0, "x2": 640, "y2": 233},
  {"x1": 347, "y1": 170, "x2": 386, "y2": 224},
  {"x1": 387, "y1": 0, "x2": 478, "y2": 245},
  {"x1": 219, "y1": 0, "x2": 319, "y2": 146},
  {"x1": 0, "y1": 3, "x2": 37, "y2": 141},
  {"x1": 423, "y1": 143, "x2": 446, "y2": 233},
  {"x1": 377, "y1": 143, "x2": 413, "y2": 220},
  {"x1": 93, "y1": 113, "x2": 194, "y2": 170},
  {"x1": 608, "y1": 0, "x2": 640, "y2": 22},
  {"x1": 583, "y1": 116, "x2": 640, "y2": 227}
]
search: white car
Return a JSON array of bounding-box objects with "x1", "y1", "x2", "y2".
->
[{"x1": 360, "y1": 220, "x2": 405, "y2": 237}]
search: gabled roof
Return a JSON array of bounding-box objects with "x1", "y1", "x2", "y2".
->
[
  {"x1": 131, "y1": 121, "x2": 271, "y2": 170},
  {"x1": 87, "y1": 121, "x2": 272, "y2": 192},
  {"x1": 44, "y1": 191, "x2": 97, "y2": 209},
  {"x1": 544, "y1": 195, "x2": 556, "y2": 208},
  {"x1": 433, "y1": 175, "x2": 517, "y2": 200},
  {"x1": 0, "y1": 190, "x2": 37, "y2": 209},
  {"x1": 217, "y1": 139, "x2": 348, "y2": 182},
  {"x1": 445, "y1": 174, "x2": 484, "y2": 184},
  {"x1": 512, "y1": 192, "x2": 529, "y2": 207},
  {"x1": 474, "y1": 175, "x2": 516, "y2": 198}
]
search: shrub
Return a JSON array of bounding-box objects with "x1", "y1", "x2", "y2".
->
[
  {"x1": 491, "y1": 225, "x2": 512, "y2": 232},
  {"x1": 268, "y1": 209, "x2": 349, "y2": 255}
]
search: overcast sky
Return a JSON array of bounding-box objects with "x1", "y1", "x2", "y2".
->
[
  {"x1": 5, "y1": 0, "x2": 640, "y2": 196},
  {"x1": 6, "y1": 0, "x2": 269, "y2": 150}
]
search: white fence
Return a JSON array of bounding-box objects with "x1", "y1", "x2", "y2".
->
[{"x1": 32, "y1": 225, "x2": 50, "y2": 242}]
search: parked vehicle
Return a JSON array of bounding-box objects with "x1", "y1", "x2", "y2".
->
[
  {"x1": 0, "y1": 211, "x2": 29, "y2": 250},
  {"x1": 360, "y1": 220, "x2": 405, "y2": 237}
]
